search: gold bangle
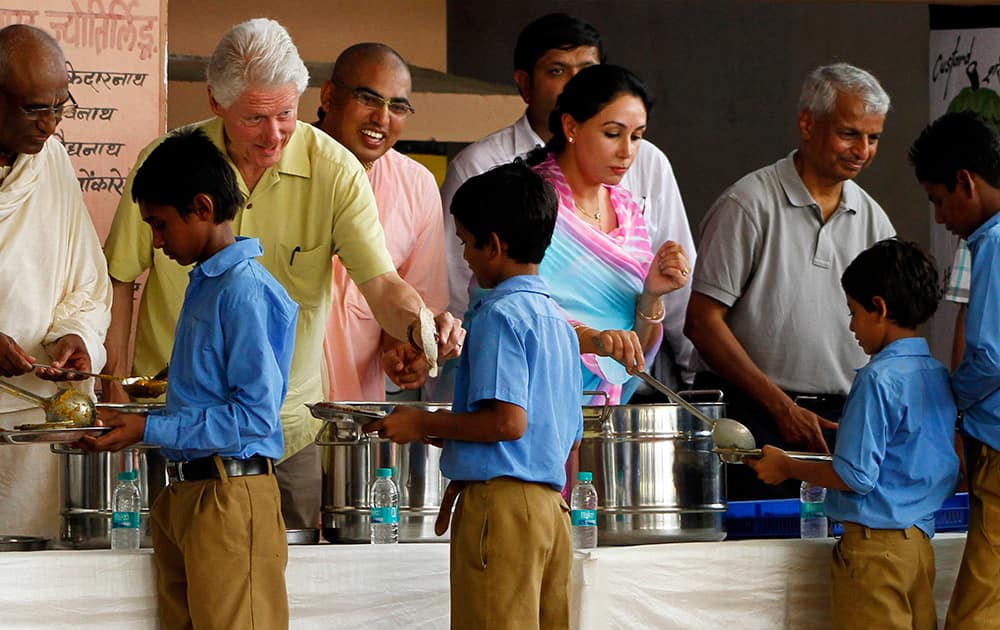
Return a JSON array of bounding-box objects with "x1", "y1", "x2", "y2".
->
[{"x1": 636, "y1": 297, "x2": 665, "y2": 324}]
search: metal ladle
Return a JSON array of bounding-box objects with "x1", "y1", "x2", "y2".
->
[
  {"x1": 32, "y1": 364, "x2": 167, "y2": 398},
  {"x1": 631, "y1": 370, "x2": 756, "y2": 450},
  {"x1": 0, "y1": 378, "x2": 96, "y2": 426}
]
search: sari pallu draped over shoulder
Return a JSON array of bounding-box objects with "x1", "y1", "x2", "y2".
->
[{"x1": 533, "y1": 154, "x2": 662, "y2": 404}]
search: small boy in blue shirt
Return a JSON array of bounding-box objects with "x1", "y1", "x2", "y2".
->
[
  {"x1": 367, "y1": 162, "x2": 583, "y2": 629},
  {"x1": 84, "y1": 129, "x2": 298, "y2": 629},
  {"x1": 910, "y1": 111, "x2": 1000, "y2": 628},
  {"x1": 750, "y1": 238, "x2": 958, "y2": 630}
]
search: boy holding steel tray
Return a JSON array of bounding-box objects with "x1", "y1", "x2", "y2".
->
[
  {"x1": 82, "y1": 129, "x2": 298, "y2": 629},
  {"x1": 364, "y1": 162, "x2": 583, "y2": 630},
  {"x1": 749, "y1": 238, "x2": 958, "y2": 630}
]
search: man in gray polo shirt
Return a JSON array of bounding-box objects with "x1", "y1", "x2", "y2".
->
[{"x1": 685, "y1": 63, "x2": 895, "y2": 499}]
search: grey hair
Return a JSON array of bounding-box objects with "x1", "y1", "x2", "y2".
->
[
  {"x1": 206, "y1": 18, "x2": 309, "y2": 109},
  {"x1": 798, "y1": 63, "x2": 890, "y2": 118}
]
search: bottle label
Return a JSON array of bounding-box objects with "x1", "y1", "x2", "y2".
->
[
  {"x1": 371, "y1": 506, "x2": 399, "y2": 525},
  {"x1": 801, "y1": 502, "x2": 826, "y2": 519},
  {"x1": 112, "y1": 511, "x2": 140, "y2": 529},
  {"x1": 571, "y1": 509, "x2": 597, "y2": 527}
]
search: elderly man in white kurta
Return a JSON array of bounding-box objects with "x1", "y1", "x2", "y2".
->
[{"x1": 0, "y1": 25, "x2": 112, "y2": 538}]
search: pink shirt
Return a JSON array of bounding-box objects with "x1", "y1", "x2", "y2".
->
[{"x1": 323, "y1": 149, "x2": 448, "y2": 401}]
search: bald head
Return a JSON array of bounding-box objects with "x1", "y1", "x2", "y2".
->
[
  {"x1": 0, "y1": 25, "x2": 65, "y2": 85},
  {"x1": 319, "y1": 43, "x2": 413, "y2": 166},
  {"x1": 0, "y1": 25, "x2": 70, "y2": 159},
  {"x1": 330, "y1": 43, "x2": 409, "y2": 87}
]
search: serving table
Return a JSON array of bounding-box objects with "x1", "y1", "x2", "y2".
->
[{"x1": 0, "y1": 534, "x2": 967, "y2": 628}]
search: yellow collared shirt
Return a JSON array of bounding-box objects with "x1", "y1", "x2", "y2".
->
[{"x1": 105, "y1": 118, "x2": 394, "y2": 460}]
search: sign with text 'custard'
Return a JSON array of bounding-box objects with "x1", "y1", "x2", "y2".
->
[{"x1": 0, "y1": 0, "x2": 166, "y2": 242}]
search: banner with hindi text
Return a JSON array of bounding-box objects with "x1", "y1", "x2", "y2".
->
[{"x1": 0, "y1": 0, "x2": 165, "y2": 241}]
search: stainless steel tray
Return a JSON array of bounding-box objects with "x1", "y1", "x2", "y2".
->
[
  {"x1": 0, "y1": 535, "x2": 49, "y2": 551},
  {"x1": 306, "y1": 402, "x2": 386, "y2": 422},
  {"x1": 1, "y1": 426, "x2": 112, "y2": 444},
  {"x1": 286, "y1": 528, "x2": 320, "y2": 545},
  {"x1": 714, "y1": 447, "x2": 832, "y2": 464},
  {"x1": 96, "y1": 402, "x2": 165, "y2": 413}
]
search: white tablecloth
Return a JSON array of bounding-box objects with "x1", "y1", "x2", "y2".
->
[{"x1": 0, "y1": 534, "x2": 968, "y2": 629}]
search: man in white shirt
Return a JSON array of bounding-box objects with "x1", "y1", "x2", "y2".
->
[
  {"x1": 0, "y1": 25, "x2": 112, "y2": 537},
  {"x1": 434, "y1": 13, "x2": 695, "y2": 398}
]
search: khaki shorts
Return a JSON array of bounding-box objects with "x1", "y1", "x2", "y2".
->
[
  {"x1": 831, "y1": 522, "x2": 936, "y2": 630},
  {"x1": 151, "y1": 463, "x2": 288, "y2": 630},
  {"x1": 946, "y1": 438, "x2": 1000, "y2": 629},
  {"x1": 449, "y1": 477, "x2": 572, "y2": 630}
]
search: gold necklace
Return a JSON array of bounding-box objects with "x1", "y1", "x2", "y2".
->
[{"x1": 574, "y1": 202, "x2": 600, "y2": 222}]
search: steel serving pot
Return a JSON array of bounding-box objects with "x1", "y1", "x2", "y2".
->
[
  {"x1": 50, "y1": 444, "x2": 167, "y2": 548},
  {"x1": 579, "y1": 393, "x2": 727, "y2": 545},
  {"x1": 312, "y1": 401, "x2": 450, "y2": 543}
]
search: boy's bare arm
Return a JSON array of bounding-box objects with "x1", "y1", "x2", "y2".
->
[
  {"x1": 365, "y1": 400, "x2": 527, "y2": 444},
  {"x1": 747, "y1": 445, "x2": 851, "y2": 491}
]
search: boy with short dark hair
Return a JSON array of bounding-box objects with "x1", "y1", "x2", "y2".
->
[
  {"x1": 84, "y1": 128, "x2": 298, "y2": 629},
  {"x1": 367, "y1": 161, "x2": 582, "y2": 629},
  {"x1": 910, "y1": 111, "x2": 1000, "y2": 628},
  {"x1": 749, "y1": 238, "x2": 958, "y2": 630}
]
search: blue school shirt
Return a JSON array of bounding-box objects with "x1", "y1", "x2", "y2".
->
[
  {"x1": 143, "y1": 237, "x2": 298, "y2": 462},
  {"x1": 440, "y1": 275, "x2": 583, "y2": 491},
  {"x1": 954, "y1": 212, "x2": 1000, "y2": 452},
  {"x1": 826, "y1": 338, "x2": 959, "y2": 536}
]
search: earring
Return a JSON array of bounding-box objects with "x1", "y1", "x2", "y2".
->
[{"x1": 568, "y1": 136, "x2": 575, "y2": 143}]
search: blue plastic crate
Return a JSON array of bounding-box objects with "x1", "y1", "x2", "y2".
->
[
  {"x1": 724, "y1": 498, "x2": 800, "y2": 539},
  {"x1": 724, "y1": 492, "x2": 969, "y2": 539},
  {"x1": 935, "y1": 492, "x2": 970, "y2": 533}
]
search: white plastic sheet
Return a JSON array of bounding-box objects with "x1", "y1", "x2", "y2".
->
[{"x1": 0, "y1": 535, "x2": 967, "y2": 628}]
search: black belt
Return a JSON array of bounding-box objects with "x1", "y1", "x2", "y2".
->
[{"x1": 166, "y1": 455, "x2": 272, "y2": 483}]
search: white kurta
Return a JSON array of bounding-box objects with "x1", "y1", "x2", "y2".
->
[{"x1": 0, "y1": 136, "x2": 112, "y2": 538}]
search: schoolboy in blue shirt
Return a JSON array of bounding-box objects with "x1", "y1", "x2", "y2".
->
[
  {"x1": 84, "y1": 129, "x2": 298, "y2": 629},
  {"x1": 910, "y1": 111, "x2": 1000, "y2": 629},
  {"x1": 367, "y1": 162, "x2": 582, "y2": 629},
  {"x1": 750, "y1": 239, "x2": 958, "y2": 630}
]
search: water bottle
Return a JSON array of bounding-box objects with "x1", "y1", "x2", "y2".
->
[
  {"x1": 800, "y1": 481, "x2": 828, "y2": 539},
  {"x1": 111, "y1": 470, "x2": 142, "y2": 551},
  {"x1": 571, "y1": 471, "x2": 599, "y2": 550},
  {"x1": 369, "y1": 467, "x2": 399, "y2": 544}
]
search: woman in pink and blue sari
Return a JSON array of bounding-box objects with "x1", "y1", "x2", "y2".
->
[{"x1": 526, "y1": 65, "x2": 690, "y2": 404}]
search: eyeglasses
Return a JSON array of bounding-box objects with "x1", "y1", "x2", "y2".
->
[
  {"x1": 334, "y1": 80, "x2": 414, "y2": 117},
  {"x1": 19, "y1": 92, "x2": 77, "y2": 120}
]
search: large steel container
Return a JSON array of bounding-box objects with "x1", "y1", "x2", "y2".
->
[
  {"x1": 51, "y1": 445, "x2": 167, "y2": 548},
  {"x1": 578, "y1": 397, "x2": 727, "y2": 545},
  {"x1": 314, "y1": 401, "x2": 449, "y2": 543}
]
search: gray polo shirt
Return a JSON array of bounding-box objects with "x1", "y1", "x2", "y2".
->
[{"x1": 691, "y1": 151, "x2": 895, "y2": 395}]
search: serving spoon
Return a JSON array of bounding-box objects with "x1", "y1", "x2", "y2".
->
[
  {"x1": 628, "y1": 369, "x2": 757, "y2": 451},
  {"x1": 0, "y1": 378, "x2": 96, "y2": 426},
  {"x1": 32, "y1": 364, "x2": 168, "y2": 399}
]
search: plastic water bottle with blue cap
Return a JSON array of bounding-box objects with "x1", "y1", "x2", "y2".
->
[
  {"x1": 111, "y1": 470, "x2": 142, "y2": 551},
  {"x1": 370, "y1": 467, "x2": 399, "y2": 544},
  {"x1": 571, "y1": 471, "x2": 599, "y2": 549},
  {"x1": 800, "y1": 481, "x2": 828, "y2": 538}
]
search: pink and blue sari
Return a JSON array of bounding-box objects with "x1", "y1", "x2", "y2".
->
[{"x1": 533, "y1": 154, "x2": 662, "y2": 405}]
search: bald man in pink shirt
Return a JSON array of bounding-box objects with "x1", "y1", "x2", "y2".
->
[{"x1": 317, "y1": 43, "x2": 448, "y2": 401}]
